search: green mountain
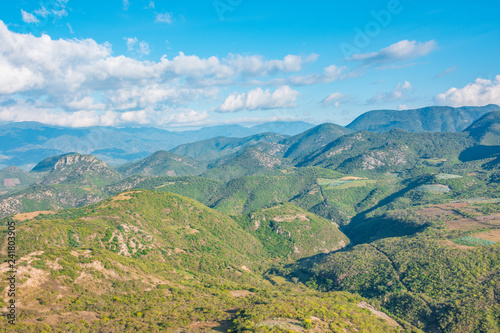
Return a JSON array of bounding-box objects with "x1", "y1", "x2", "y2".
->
[
  {"x1": 202, "y1": 148, "x2": 291, "y2": 182},
  {"x1": 298, "y1": 130, "x2": 473, "y2": 174},
  {"x1": 238, "y1": 202, "x2": 349, "y2": 259},
  {"x1": 107, "y1": 175, "x2": 223, "y2": 206},
  {"x1": 33, "y1": 153, "x2": 121, "y2": 186},
  {"x1": 0, "y1": 190, "x2": 401, "y2": 332},
  {"x1": 282, "y1": 123, "x2": 354, "y2": 160},
  {"x1": 170, "y1": 132, "x2": 287, "y2": 161},
  {"x1": 347, "y1": 105, "x2": 500, "y2": 133},
  {"x1": 463, "y1": 110, "x2": 500, "y2": 145},
  {"x1": 0, "y1": 154, "x2": 121, "y2": 218},
  {"x1": 116, "y1": 150, "x2": 206, "y2": 177}
]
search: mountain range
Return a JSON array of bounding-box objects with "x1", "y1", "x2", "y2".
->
[
  {"x1": 0, "y1": 121, "x2": 314, "y2": 170},
  {"x1": 346, "y1": 104, "x2": 500, "y2": 133},
  {"x1": 0, "y1": 106, "x2": 500, "y2": 332},
  {"x1": 2, "y1": 105, "x2": 499, "y2": 171}
]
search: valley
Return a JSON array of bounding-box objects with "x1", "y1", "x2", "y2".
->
[{"x1": 0, "y1": 108, "x2": 499, "y2": 332}]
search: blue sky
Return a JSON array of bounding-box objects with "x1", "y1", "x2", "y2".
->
[{"x1": 0, "y1": 0, "x2": 499, "y2": 129}]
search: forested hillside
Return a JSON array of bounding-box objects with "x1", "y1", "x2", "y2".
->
[{"x1": 1, "y1": 110, "x2": 499, "y2": 332}]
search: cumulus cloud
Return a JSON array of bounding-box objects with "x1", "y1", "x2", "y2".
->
[
  {"x1": 218, "y1": 86, "x2": 300, "y2": 113},
  {"x1": 322, "y1": 92, "x2": 348, "y2": 107},
  {"x1": 435, "y1": 76, "x2": 500, "y2": 107},
  {"x1": 0, "y1": 99, "x2": 209, "y2": 127},
  {"x1": 0, "y1": 20, "x2": 345, "y2": 127},
  {"x1": 348, "y1": 40, "x2": 437, "y2": 67},
  {"x1": 0, "y1": 21, "x2": 313, "y2": 98},
  {"x1": 21, "y1": 10, "x2": 39, "y2": 23},
  {"x1": 368, "y1": 81, "x2": 412, "y2": 104},
  {"x1": 156, "y1": 12, "x2": 172, "y2": 24}
]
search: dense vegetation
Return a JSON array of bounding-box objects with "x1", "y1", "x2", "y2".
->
[{"x1": 1, "y1": 110, "x2": 500, "y2": 332}]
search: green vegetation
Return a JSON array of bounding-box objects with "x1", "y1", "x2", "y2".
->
[
  {"x1": 1, "y1": 112, "x2": 500, "y2": 332},
  {"x1": 0, "y1": 191, "x2": 405, "y2": 332},
  {"x1": 116, "y1": 150, "x2": 207, "y2": 177}
]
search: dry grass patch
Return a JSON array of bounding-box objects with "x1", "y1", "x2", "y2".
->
[
  {"x1": 228, "y1": 290, "x2": 254, "y2": 297},
  {"x1": 13, "y1": 211, "x2": 56, "y2": 221},
  {"x1": 439, "y1": 240, "x2": 476, "y2": 250},
  {"x1": 472, "y1": 230, "x2": 500, "y2": 242},
  {"x1": 111, "y1": 191, "x2": 141, "y2": 201}
]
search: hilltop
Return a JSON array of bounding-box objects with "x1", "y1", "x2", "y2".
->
[
  {"x1": 170, "y1": 132, "x2": 287, "y2": 161},
  {"x1": 116, "y1": 150, "x2": 207, "y2": 177},
  {"x1": 463, "y1": 111, "x2": 500, "y2": 145},
  {"x1": 347, "y1": 105, "x2": 500, "y2": 133}
]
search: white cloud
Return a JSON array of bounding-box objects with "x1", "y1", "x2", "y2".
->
[
  {"x1": 156, "y1": 12, "x2": 172, "y2": 24},
  {"x1": 348, "y1": 40, "x2": 437, "y2": 67},
  {"x1": 0, "y1": 99, "x2": 209, "y2": 128},
  {"x1": 106, "y1": 84, "x2": 218, "y2": 110},
  {"x1": 139, "y1": 41, "x2": 150, "y2": 56},
  {"x1": 67, "y1": 23, "x2": 74, "y2": 34},
  {"x1": 322, "y1": 92, "x2": 347, "y2": 107},
  {"x1": 368, "y1": 81, "x2": 412, "y2": 104},
  {"x1": 34, "y1": 1, "x2": 68, "y2": 19},
  {"x1": 125, "y1": 37, "x2": 138, "y2": 51},
  {"x1": 65, "y1": 96, "x2": 106, "y2": 111},
  {"x1": 124, "y1": 37, "x2": 150, "y2": 56},
  {"x1": 289, "y1": 65, "x2": 345, "y2": 85},
  {"x1": 0, "y1": 20, "x2": 348, "y2": 127},
  {"x1": 21, "y1": 10, "x2": 39, "y2": 24},
  {"x1": 147, "y1": 1, "x2": 155, "y2": 9},
  {"x1": 218, "y1": 86, "x2": 300, "y2": 113},
  {"x1": 435, "y1": 76, "x2": 500, "y2": 107},
  {"x1": 227, "y1": 54, "x2": 316, "y2": 77}
]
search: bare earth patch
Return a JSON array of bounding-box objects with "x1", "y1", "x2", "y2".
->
[
  {"x1": 357, "y1": 302, "x2": 401, "y2": 328},
  {"x1": 439, "y1": 240, "x2": 476, "y2": 250},
  {"x1": 111, "y1": 191, "x2": 141, "y2": 201},
  {"x1": 229, "y1": 290, "x2": 254, "y2": 297},
  {"x1": 13, "y1": 211, "x2": 56, "y2": 221},
  {"x1": 27, "y1": 311, "x2": 99, "y2": 325},
  {"x1": 71, "y1": 249, "x2": 92, "y2": 257},
  {"x1": 445, "y1": 218, "x2": 484, "y2": 231},
  {"x1": 257, "y1": 318, "x2": 305, "y2": 332},
  {"x1": 472, "y1": 230, "x2": 500, "y2": 242},
  {"x1": 189, "y1": 321, "x2": 220, "y2": 329},
  {"x1": 272, "y1": 213, "x2": 309, "y2": 222},
  {"x1": 340, "y1": 176, "x2": 367, "y2": 180}
]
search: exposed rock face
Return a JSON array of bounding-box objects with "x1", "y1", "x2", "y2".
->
[
  {"x1": 38, "y1": 153, "x2": 120, "y2": 185},
  {"x1": 53, "y1": 154, "x2": 107, "y2": 170}
]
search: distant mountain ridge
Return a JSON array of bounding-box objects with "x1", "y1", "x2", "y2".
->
[
  {"x1": 347, "y1": 105, "x2": 500, "y2": 133},
  {"x1": 0, "y1": 121, "x2": 315, "y2": 169}
]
